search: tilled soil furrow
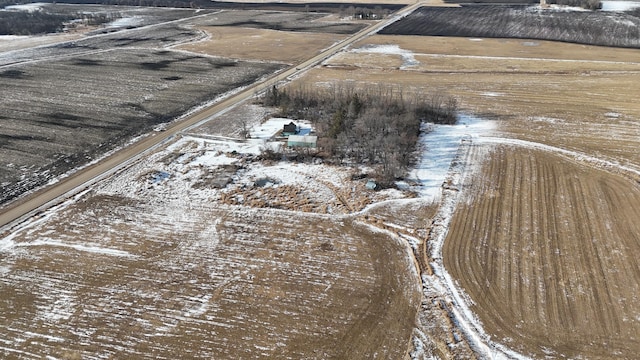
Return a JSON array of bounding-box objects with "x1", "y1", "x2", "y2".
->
[{"x1": 444, "y1": 145, "x2": 640, "y2": 358}]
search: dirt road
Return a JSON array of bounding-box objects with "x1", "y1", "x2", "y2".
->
[{"x1": 0, "y1": 2, "x2": 423, "y2": 231}]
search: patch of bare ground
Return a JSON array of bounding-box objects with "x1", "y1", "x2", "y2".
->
[
  {"x1": 177, "y1": 26, "x2": 347, "y2": 63},
  {"x1": 188, "y1": 103, "x2": 275, "y2": 137},
  {"x1": 0, "y1": 182, "x2": 420, "y2": 358},
  {"x1": 444, "y1": 144, "x2": 640, "y2": 359},
  {"x1": 363, "y1": 199, "x2": 436, "y2": 233}
]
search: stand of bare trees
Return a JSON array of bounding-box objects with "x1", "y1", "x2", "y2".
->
[
  {"x1": 262, "y1": 84, "x2": 458, "y2": 187},
  {"x1": 0, "y1": 10, "x2": 117, "y2": 35}
]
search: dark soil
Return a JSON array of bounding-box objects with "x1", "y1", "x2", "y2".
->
[
  {"x1": 0, "y1": 25, "x2": 282, "y2": 204},
  {"x1": 189, "y1": 9, "x2": 367, "y2": 34},
  {"x1": 380, "y1": 5, "x2": 640, "y2": 48}
]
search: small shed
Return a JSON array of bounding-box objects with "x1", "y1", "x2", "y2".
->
[
  {"x1": 282, "y1": 122, "x2": 298, "y2": 136},
  {"x1": 288, "y1": 135, "x2": 317, "y2": 148}
]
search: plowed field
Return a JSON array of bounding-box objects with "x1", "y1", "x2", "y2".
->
[
  {"x1": 0, "y1": 166, "x2": 421, "y2": 359},
  {"x1": 444, "y1": 144, "x2": 640, "y2": 359},
  {"x1": 288, "y1": 31, "x2": 640, "y2": 358}
]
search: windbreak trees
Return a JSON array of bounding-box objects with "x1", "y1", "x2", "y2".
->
[{"x1": 262, "y1": 84, "x2": 458, "y2": 187}]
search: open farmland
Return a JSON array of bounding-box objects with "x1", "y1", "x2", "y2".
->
[
  {"x1": 314, "y1": 35, "x2": 640, "y2": 165},
  {"x1": 0, "y1": 118, "x2": 423, "y2": 358},
  {"x1": 0, "y1": 44, "x2": 283, "y2": 206},
  {"x1": 4, "y1": 1, "x2": 640, "y2": 359},
  {"x1": 291, "y1": 30, "x2": 640, "y2": 358},
  {"x1": 179, "y1": 10, "x2": 366, "y2": 63},
  {"x1": 3, "y1": 7, "x2": 362, "y2": 207},
  {"x1": 380, "y1": 5, "x2": 640, "y2": 48},
  {"x1": 0, "y1": 4, "x2": 393, "y2": 208},
  {"x1": 444, "y1": 143, "x2": 640, "y2": 359}
]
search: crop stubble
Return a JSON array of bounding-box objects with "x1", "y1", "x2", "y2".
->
[
  {"x1": 0, "y1": 163, "x2": 421, "y2": 359},
  {"x1": 0, "y1": 16, "x2": 285, "y2": 206},
  {"x1": 296, "y1": 32, "x2": 640, "y2": 357},
  {"x1": 444, "y1": 145, "x2": 640, "y2": 358}
]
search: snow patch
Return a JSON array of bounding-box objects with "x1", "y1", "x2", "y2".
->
[
  {"x1": 4, "y1": 3, "x2": 46, "y2": 12},
  {"x1": 406, "y1": 114, "x2": 496, "y2": 200},
  {"x1": 17, "y1": 239, "x2": 137, "y2": 258},
  {"x1": 601, "y1": 1, "x2": 640, "y2": 11},
  {"x1": 0, "y1": 35, "x2": 31, "y2": 41},
  {"x1": 107, "y1": 16, "x2": 144, "y2": 28},
  {"x1": 529, "y1": 116, "x2": 564, "y2": 124},
  {"x1": 351, "y1": 44, "x2": 419, "y2": 69},
  {"x1": 250, "y1": 117, "x2": 312, "y2": 140}
]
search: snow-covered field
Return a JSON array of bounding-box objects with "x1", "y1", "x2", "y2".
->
[
  {"x1": 0, "y1": 112, "x2": 440, "y2": 358},
  {"x1": 601, "y1": 0, "x2": 640, "y2": 11}
]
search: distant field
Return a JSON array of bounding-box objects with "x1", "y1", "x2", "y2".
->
[
  {"x1": 180, "y1": 26, "x2": 346, "y2": 63},
  {"x1": 187, "y1": 9, "x2": 367, "y2": 33},
  {"x1": 0, "y1": 7, "x2": 372, "y2": 207},
  {"x1": 380, "y1": 5, "x2": 640, "y2": 48},
  {"x1": 178, "y1": 10, "x2": 365, "y2": 63}
]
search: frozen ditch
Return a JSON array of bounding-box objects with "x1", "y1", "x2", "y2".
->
[{"x1": 408, "y1": 114, "x2": 535, "y2": 359}]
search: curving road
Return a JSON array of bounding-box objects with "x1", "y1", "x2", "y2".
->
[{"x1": 0, "y1": 2, "x2": 424, "y2": 231}]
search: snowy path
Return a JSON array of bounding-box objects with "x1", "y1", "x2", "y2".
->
[{"x1": 406, "y1": 114, "x2": 496, "y2": 200}]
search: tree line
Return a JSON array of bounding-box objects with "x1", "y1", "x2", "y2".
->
[
  {"x1": 0, "y1": 10, "x2": 116, "y2": 35},
  {"x1": 262, "y1": 84, "x2": 458, "y2": 187}
]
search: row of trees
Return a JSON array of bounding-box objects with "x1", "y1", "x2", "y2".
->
[
  {"x1": 0, "y1": 11, "x2": 117, "y2": 35},
  {"x1": 262, "y1": 84, "x2": 458, "y2": 186},
  {"x1": 0, "y1": 12, "x2": 75, "y2": 35}
]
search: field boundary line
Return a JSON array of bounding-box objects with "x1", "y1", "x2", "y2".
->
[
  {"x1": 419, "y1": 138, "x2": 530, "y2": 360},
  {"x1": 477, "y1": 137, "x2": 640, "y2": 182}
]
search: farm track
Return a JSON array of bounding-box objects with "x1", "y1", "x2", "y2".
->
[{"x1": 443, "y1": 142, "x2": 640, "y2": 359}]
